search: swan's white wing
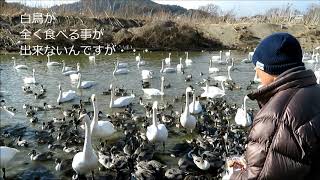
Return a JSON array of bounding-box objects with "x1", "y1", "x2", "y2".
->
[
  {"x1": 62, "y1": 90, "x2": 76, "y2": 101},
  {"x1": 63, "y1": 70, "x2": 77, "y2": 76},
  {"x1": 113, "y1": 96, "x2": 134, "y2": 107},
  {"x1": 146, "y1": 125, "x2": 158, "y2": 142},
  {"x1": 92, "y1": 121, "x2": 116, "y2": 137},
  {"x1": 157, "y1": 124, "x2": 168, "y2": 141},
  {"x1": 81, "y1": 81, "x2": 96, "y2": 88},
  {"x1": 142, "y1": 88, "x2": 161, "y2": 96},
  {"x1": 0, "y1": 146, "x2": 19, "y2": 168}
]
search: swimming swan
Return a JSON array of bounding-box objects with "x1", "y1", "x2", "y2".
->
[
  {"x1": 77, "y1": 73, "x2": 96, "y2": 89},
  {"x1": 201, "y1": 80, "x2": 225, "y2": 99},
  {"x1": 47, "y1": 55, "x2": 61, "y2": 66},
  {"x1": 142, "y1": 76, "x2": 165, "y2": 96},
  {"x1": 23, "y1": 69, "x2": 36, "y2": 84},
  {"x1": 13, "y1": 58, "x2": 28, "y2": 70},
  {"x1": 160, "y1": 60, "x2": 176, "y2": 73},
  {"x1": 57, "y1": 84, "x2": 77, "y2": 104},
  {"x1": 213, "y1": 65, "x2": 233, "y2": 82},
  {"x1": 189, "y1": 92, "x2": 202, "y2": 114},
  {"x1": 165, "y1": 53, "x2": 171, "y2": 66},
  {"x1": 177, "y1": 58, "x2": 184, "y2": 72},
  {"x1": 185, "y1": 52, "x2": 192, "y2": 66},
  {"x1": 113, "y1": 61, "x2": 129, "y2": 75},
  {"x1": 63, "y1": 63, "x2": 80, "y2": 76},
  {"x1": 109, "y1": 84, "x2": 135, "y2": 108}
]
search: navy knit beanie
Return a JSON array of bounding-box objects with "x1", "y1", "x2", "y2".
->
[{"x1": 252, "y1": 32, "x2": 304, "y2": 75}]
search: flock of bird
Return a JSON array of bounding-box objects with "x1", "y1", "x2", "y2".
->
[{"x1": 1, "y1": 47, "x2": 319, "y2": 180}]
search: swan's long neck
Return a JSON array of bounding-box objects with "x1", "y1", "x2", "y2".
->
[
  {"x1": 33, "y1": 70, "x2": 36, "y2": 81},
  {"x1": 228, "y1": 68, "x2": 232, "y2": 80},
  {"x1": 206, "y1": 81, "x2": 209, "y2": 92},
  {"x1": 152, "y1": 107, "x2": 157, "y2": 126},
  {"x1": 13, "y1": 60, "x2": 16, "y2": 67},
  {"x1": 109, "y1": 88, "x2": 114, "y2": 108},
  {"x1": 185, "y1": 89, "x2": 190, "y2": 115},
  {"x1": 47, "y1": 56, "x2": 50, "y2": 63},
  {"x1": 192, "y1": 93, "x2": 196, "y2": 112},
  {"x1": 160, "y1": 79, "x2": 164, "y2": 94},
  {"x1": 77, "y1": 64, "x2": 80, "y2": 72},
  {"x1": 62, "y1": 62, "x2": 65, "y2": 72},
  {"x1": 219, "y1": 51, "x2": 222, "y2": 59},
  {"x1": 57, "y1": 88, "x2": 62, "y2": 102},
  {"x1": 91, "y1": 100, "x2": 98, "y2": 133},
  {"x1": 113, "y1": 63, "x2": 117, "y2": 74},
  {"x1": 160, "y1": 61, "x2": 164, "y2": 72},
  {"x1": 186, "y1": 52, "x2": 188, "y2": 59},
  {"x1": 209, "y1": 58, "x2": 212, "y2": 68},
  {"x1": 180, "y1": 58, "x2": 182, "y2": 65},
  {"x1": 221, "y1": 81, "x2": 225, "y2": 92},
  {"x1": 83, "y1": 118, "x2": 93, "y2": 159},
  {"x1": 77, "y1": 74, "x2": 81, "y2": 88}
]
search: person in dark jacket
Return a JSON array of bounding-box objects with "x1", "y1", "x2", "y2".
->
[{"x1": 229, "y1": 32, "x2": 320, "y2": 180}]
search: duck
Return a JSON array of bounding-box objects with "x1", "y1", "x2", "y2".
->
[
  {"x1": 177, "y1": 58, "x2": 184, "y2": 72},
  {"x1": 192, "y1": 154, "x2": 210, "y2": 170},
  {"x1": 17, "y1": 136, "x2": 29, "y2": 147},
  {"x1": 141, "y1": 70, "x2": 153, "y2": 80},
  {"x1": 185, "y1": 52, "x2": 192, "y2": 66},
  {"x1": 113, "y1": 61, "x2": 129, "y2": 75},
  {"x1": 142, "y1": 76, "x2": 165, "y2": 96},
  {"x1": 0, "y1": 146, "x2": 19, "y2": 179},
  {"x1": 235, "y1": 95, "x2": 252, "y2": 127},
  {"x1": 57, "y1": 84, "x2": 77, "y2": 104},
  {"x1": 213, "y1": 65, "x2": 233, "y2": 82},
  {"x1": 109, "y1": 84, "x2": 135, "y2": 108},
  {"x1": 13, "y1": 58, "x2": 28, "y2": 70},
  {"x1": 146, "y1": 101, "x2": 168, "y2": 150},
  {"x1": 77, "y1": 73, "x2": 96, "y2": 89},
  {"x1": 165, "y1": 52, "x2": 171, "y2": 66},
  {"x1": 23, "y1": 68, "x2": 36, "y2": 84},
  {"x1": 189, "y1": 92, "x2": 202, "y2": 114},
  {"x1": 63, "y1": 63, "x2": 80, "y2": 76},
  {"x1": 160, "y1": 59, "x2": 176, "y2": 73},
  {"x1": 209, "y1": 58, "x2": 219, "y2": 73},
  {"x1": 201, "y1": 80, "x2": 225, "y2": 99},
  {"x1": 89, "y1": 94, "x2": 116, "y2": 138},
  {"x1": 72, "y1": 113, "x2": 99, "y2": 179},
  {"x1": 46, "y1": 55, "x2": 61, "y2": 66},
  {"x1": 29, "y1": 149, "x2": 54, "y2": 161},
  {"x1": 180, "y1": 87, "x2": 197, "y2": 132}
]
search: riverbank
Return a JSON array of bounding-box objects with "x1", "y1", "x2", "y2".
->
[{"x1": 0, "y1": 15, "x2": 319, "y2": 53}]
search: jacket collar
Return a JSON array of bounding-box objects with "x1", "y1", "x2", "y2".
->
[{"x1": 248, "y1": 66, "x2": 317, "y2": 107}]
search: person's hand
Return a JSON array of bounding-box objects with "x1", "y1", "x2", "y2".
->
[{"x1": 227, "y1": 157, "x2": 247, "y2": 171}]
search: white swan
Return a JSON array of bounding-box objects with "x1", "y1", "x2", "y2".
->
[
  {"x1": 185, "y1": 52, "x2": 192, "y2": 66},
  {"x1": 303, "y1": 53, "x2": 318, "y2": 64},
  {"x1": 77, "y1": 73, "x2": 96, "y2": 89},
  {"x1": 113, "y1": 62, "x2": 129, "y2": 75},
  {"x1": 214, "y1": 66, "x2": 233, "y2": 82},
  {"x1": 235, "y1": 95, "x2": 252, "y2": 127},
  {"x1": 109, "y1": 84, "x2": 135, "y2": 108},
  {"x1": 225, "y1": 50, "x2": 231, "y2": 62},
  {"x1": 13, "y1": 58, "x2": 28, "y2": 70},
  {"x1": 189, "y1": 92, "x2": 202, "y2": 114},
  {"x1": 61, "y1": 60, "x2": 73, "y2": 72},
  {"x1": 208, "y1": 58, "x2": 219, "y2": 73},
  {"x1": 117, "y1": 60, "x2": 128, "y2": 68},
  {"x1": 23, "y1": 69, "x2": 36, "y2": 84},
  {"x1": 63, "y1": 63, "x2": 80, "y2": 76},
  {"x1": 314, "y1": 68, "x2": 319, "y2": 84},
  {"x1": 165, "y1": 53, "x2": 171, "y2": 66},
  {"x1": 70, "y1": 73, "x2": 80, "y2": 82},
  {"x1": 141, "y1": 70, "x2": 153, "y2": 80},
  {"x1": 146, "y1": 101, "x2": 168, "y2": 147},
  {"x1": 180, "y1": 87, "x2": 197, "y2": 132},
  {"x1": 88, "y1": 53, "x2": 95, "y2": 62},
  {"x1": 142, "y1": 76, "x2": 165, "y2": 96},
  {"x1": 211, "y1": 51, "x2": 222, "y2": 62},
  {"x1": 201, "y1": 81, "x2": 225, "y2": 99},
  {"x1": 89, "y1": 94, "x2": 116, "y2": 138},
  {"x1": 242, "y1": 51, "x2": 254, "y2": 63},
  {"x1": 0, "y1": 146, "x2": 19, "y2": 179},
  {"x1": 177, "y1": 58, "x2": 184, "y2": 72},
  {"x1": 160, "y1": 60, "x2": 176, "y2": 73},
  {"x1": 136, "y1": 53, "x2": 141, "y2": 61},
  {"x1": 47, "y1": 55, "x2": 61, "y2": 66},
  {"x1": 72, "y1": 113, "x2": 99, "y2": 179},
  {"x1": 57, "y1": 84, "x2": 77, "y2": 104}
]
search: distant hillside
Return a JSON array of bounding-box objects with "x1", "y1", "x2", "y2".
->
[{"x1": 50, "y1": 0, "x2": 208, "y2": 17}]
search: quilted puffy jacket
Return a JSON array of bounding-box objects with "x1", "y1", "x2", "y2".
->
[{"x1": 231, "y1": 66, "x2": 320, "y2": 180}]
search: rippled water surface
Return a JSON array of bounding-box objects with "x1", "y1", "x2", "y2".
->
[{"x1": 0, "y1": 50, "x2": 298, "y2": 179}]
